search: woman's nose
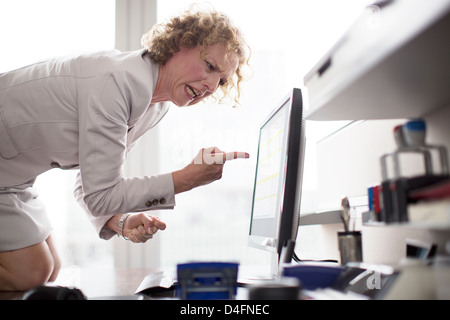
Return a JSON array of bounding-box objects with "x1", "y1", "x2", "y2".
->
[{"x1": 204, "y1": 73, "x2": 221, "y2": 93}]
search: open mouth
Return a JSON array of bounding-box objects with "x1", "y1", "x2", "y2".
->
[{"x1": 186, "y1": 85, "x2": 201, "y2": 99}]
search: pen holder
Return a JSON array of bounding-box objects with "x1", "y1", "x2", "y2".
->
[{"x1": 338, "y1": 231, "x2": 363, "y2": 265}]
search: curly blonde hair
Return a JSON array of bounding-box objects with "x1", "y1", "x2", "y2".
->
[{"x1": 141, "y1": 5, "x2": 250, "y2": 105}]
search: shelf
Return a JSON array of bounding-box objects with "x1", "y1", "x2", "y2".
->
[
  {"x1": 362, "y1": 197, "x2": 450, "y2": 231},
  {"x1": 363, "y1": 221, "x2": 450, "y2": 231},
  {"x1": 300, "y1": 210, "x2": 342, "y2": 226},
  {"x1": 304, "y1": 0, "x2": 450, "y2": 121}
]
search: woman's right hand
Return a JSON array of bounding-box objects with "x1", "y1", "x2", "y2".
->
[{"x1": 171, "y1": 147, "x2": 249, "y2": 194}]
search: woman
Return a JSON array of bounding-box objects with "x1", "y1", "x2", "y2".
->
[{"x1": 0, "y1": 7, "x2": 250, "y2": 291}]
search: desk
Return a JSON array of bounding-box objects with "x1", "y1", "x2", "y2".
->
[
  {"x1": 4, "y1": 262, "x2": 448, "y2": 300},
  {"x1": 1, "y1": 267, "x2": 257, "y2": 300},
  {"x1": 58, "y1": 267, "x2": 162, "y2": 299},
  {"x1": 0, "y1": 267, "x2": 159, "y2": 300}
]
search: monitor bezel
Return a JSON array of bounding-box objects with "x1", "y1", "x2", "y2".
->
[{"x1": 248, "y1": 88, "x2": 305, "y2": 257}]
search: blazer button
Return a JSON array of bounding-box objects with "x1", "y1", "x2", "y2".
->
[
  {"x1": 152, "y1": 199, "x2": 159, "y2": 206},
  {"x1": 159, "y1": 198, "x2": 166, "y2": 204},
  {"x1": 145, "y1": 201, "x2": 152, "y2": 207},
  {"x1": 51, "y1": 161, "x2": 61, "y2": 168}
]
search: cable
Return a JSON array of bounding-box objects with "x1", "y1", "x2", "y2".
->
[{"x1": 292, "y1": 252, "x2": 338, "y2": 264}]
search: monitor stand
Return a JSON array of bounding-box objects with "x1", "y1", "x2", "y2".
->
[
  {"x1": 237, "y1": 253, "x2": 279, "y2": 286},
  {"x1": 238, "y1": 241, "x2": 296, "y2": 285}
]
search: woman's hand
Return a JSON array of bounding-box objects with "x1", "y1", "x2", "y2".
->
[
  {"x1": 106, "y1": 213, "x2": 166, "y2": 243},
  {"x1": 122, "y1": 213, "x2": 166, "y2": 243},
  {"x1": 172, "y1": 147, "x2": 249, "y2": 194}
]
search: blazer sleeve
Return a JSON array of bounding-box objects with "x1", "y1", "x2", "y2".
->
[
  {"x1": 74, "y1": 172, "x2": 115, "y2": 240},
  {"x1": 76, "y1": 70, "x2": 175, "y2": 233},
  {"x1": 73, "y1": 172, "x2": 174, "y2": 240}
]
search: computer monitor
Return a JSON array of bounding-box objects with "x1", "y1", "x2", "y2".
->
[{"x1": 248, "y1": 88, "x2": 305, "y2": 277}]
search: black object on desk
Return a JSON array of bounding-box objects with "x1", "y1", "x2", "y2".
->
[
  {"x1": 247, "y1": 277, "x2": 300, "y2": 300},
  {"x1": 23, "y1": 285, "x2": 86, "y2": 300}
]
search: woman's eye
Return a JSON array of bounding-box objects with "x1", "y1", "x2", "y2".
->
[{"x1": 205, "y1": 61, "x2": 226, "y2": 86}]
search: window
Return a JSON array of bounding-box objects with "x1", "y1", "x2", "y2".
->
[
  {"x1": 0, "y1": 0, "x2": 116, "y2": 268},
  {"x1": 155, "y1": 0, "x2": 372, "y2": 268}
]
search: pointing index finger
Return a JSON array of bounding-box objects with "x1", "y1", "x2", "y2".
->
[{"x1": 224, "y1": 151, "x2": 250, "y2": 161}]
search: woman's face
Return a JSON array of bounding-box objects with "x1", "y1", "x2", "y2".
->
[{"x1": 158, "y1": 43, "x2": 239, "y2": 107}]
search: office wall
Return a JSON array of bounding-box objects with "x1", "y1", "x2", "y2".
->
[
  {"x1": 307, "y1": 105, "x2": 450, "y2": 265},
  {"x1": 297, "y1": 119, "x2": 399, "y2": 261},
  {"x1": 315, "y1": 119, "x2": 400, "y2": 210}
]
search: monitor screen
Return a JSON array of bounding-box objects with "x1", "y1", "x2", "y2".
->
[{"x1": 248, "y1": 88, "x2": 305, "y2": 263}]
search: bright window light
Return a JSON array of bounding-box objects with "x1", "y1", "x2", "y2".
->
[{"x1": 156, "y1": 0, "x2": 372, "y2": 268}]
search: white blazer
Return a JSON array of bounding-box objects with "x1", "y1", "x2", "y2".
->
[{"x1": 0, "y1": 49, "x2": 175, "y2": 239}]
